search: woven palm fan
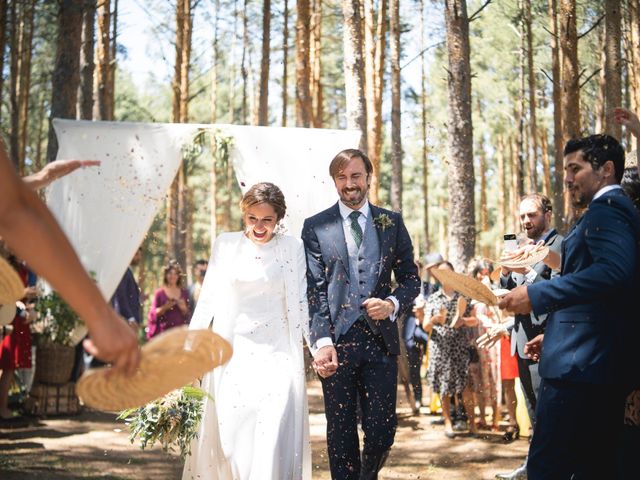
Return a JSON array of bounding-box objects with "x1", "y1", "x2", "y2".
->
[
  {"x1": 76, "y1": 327, "x2": 233, "y2": 411},
  {"x1": 0, "y1": 256, "x2": 24, "y2": 304},
  {"x1": 430, "y1": 267, "x2": 498, "y2": 306},
  {"x1": 489, "y1": 266, "x2": 502, "y2": 284},
  {"x1": 449, "y1": 296, "x2": 468, "y2": 328},
  {"x1": 497, "y1": 246, "x2": 549, "y2": 269}
]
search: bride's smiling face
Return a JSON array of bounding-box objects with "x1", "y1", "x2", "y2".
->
[{"x1": 243, "y1": 202, "x2": 278, "y2": 244}]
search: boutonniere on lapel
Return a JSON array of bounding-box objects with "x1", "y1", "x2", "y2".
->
[{"x1": 373, "y1": 213, "x2": 394, "y2": 231}]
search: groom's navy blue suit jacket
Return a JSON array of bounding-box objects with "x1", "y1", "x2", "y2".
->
[
  {"x1": 302, "y1": 202, "x2": 420, "y2": 355},
  {"x1": 528, "y1": 188, "x2": 640, "y2": 388}
]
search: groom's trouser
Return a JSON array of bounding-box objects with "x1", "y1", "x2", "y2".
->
[{"x1": 321, "y1": 318, "x2": 398, "y2": 480}]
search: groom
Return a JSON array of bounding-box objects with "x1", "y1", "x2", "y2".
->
[{"x1": 302, "y1": 149, "x2": 420, "y2": 479}]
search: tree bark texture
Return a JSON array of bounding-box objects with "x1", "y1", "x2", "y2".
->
[
  {"x1": 548, "y1": 0, "x2": 564, "y2": 230},
  {"x1": 364, "y1": 0, "x2": 386, "y2": 203},
  {"x1": 390, "y1": 0, "x2": 402, "y2": 211},
  {"x1": 295, "y1": 0, "x2": 312, "y2": 127},
  {"x1": 420, "y1": 0, "x2": 429, "y2": 251},
  {"x1": 211, "y1": 0, "x2": 220, "y2": 123},
  {"x1": 93, "y1": 0, "x2": 112, "y2": 120},
  {"x1": 240, "y1": 0, "x2": 248, "y2": 124},
  {"x1": 604, "y1": 0, "x2": 622, "y2": 139},
  {"x1": 342, "y1": 0, "x2": 367, "y2": 150},
  {"x1": 78, "y1": 0, "x2": 96, "y2": 120},
  {"x1": 258, "y1": 0, "x2": 271, "y2": 125},
  {"x1": 0, "y1": 0, "x2": 7, "y2": 124},
  {"x1": 282, "y1": 0, "x2": 289, "y2": 126},
  {"x1": 524, "y1": 0, "x2": 538, "y2": 191},
  {"x1": 17, "y1": 0, "x2": 35, "y2": 172},
  {"x1": 310, "y1": 0, "x2": 323, "y2": 127},
  {"x1": 46, "y1": 0, "x2": 83, "y2": 163},
  {"x1": 9, "y1": 0, "x2": 19, "y2": 169},
  {"x1": 109, "y1": 0, "x2": 118, "y2": 118},
  {"x1": 560, "y1": 0, "x2": 580, "y2": 142},
  {"x1": 444, "y1": 0, "x2": 475, "y2": 273}
]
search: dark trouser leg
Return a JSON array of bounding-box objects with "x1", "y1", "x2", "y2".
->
[
  {"x1": 359, "y1": 324, "x2": 398, "y2": 480},
  {"x1": 406, "y1": 345, "x2": 423, "y2": 404},
  {"x1": 527, "y1": 378, "x2": 625, "y2": 480},
  {"x1": 516, "y1": 355, "x2": 540, "y2": 427},
  {"x1": 321, "y1": 327, "x2": 362, "y2": 480}
]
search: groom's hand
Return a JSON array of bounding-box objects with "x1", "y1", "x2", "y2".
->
[
  {"x1": 362, "y1": 298, "x2": 395, "y2": 320},
  {"x1": 313, "y1": 346, "x2": 338, "y2": 378}
]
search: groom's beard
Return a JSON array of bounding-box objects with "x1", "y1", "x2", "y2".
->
[{"x1": 340, "y1": 186, "x2": 368, "y2": 207}]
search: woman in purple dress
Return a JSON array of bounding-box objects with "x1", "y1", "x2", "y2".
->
[{"x1": 147, "y1": 261, "x2": 191, "y2": 339}]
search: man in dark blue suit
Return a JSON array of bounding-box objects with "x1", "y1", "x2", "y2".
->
[
  {"x1": 499, "y1": 135, "x2": 640, "y2": 480},
  {"x1": 302, "y1": 149, "x2": 420, "y2": 480}
]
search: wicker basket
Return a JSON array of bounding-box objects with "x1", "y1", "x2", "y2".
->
[{"x1": 35, "y1": 343, "x2": 76, "y2": 385}]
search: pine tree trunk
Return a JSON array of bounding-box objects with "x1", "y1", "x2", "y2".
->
[
  {"x1": 540, "y1": 127, "x2": 552, "y2": 198},
  {"x1": 628, "y1": 0, "x2": 640, "y2": 119},
  {"x1": 604, "y1": 0, "x2": 622, "y2": 139},
  {"x1": 310, "y1": 0, "x2": 323, "y2": 127},
  {"x1": 241, "y1": 0, "x2": 249, "y2": 124},
  {"x1": 509, "y1": 136, "x2": 518, "y2": 232},
  {"x1": 444, "y1": 0, "x2": 474, "y2": 273},
  {"x1": 93, "y1": 0, "x2": 111, "y2": 120},
  {"x1": 524, "y1": 0, "x2": 538, "y2": 190},
  {"x1": 282, "y1": 0, "x2": 289, "y2": 126},
  {"x1": 77, "y1": 0, "x2": 96, "y2": 120},
  {"x1": 364, "y1": 0, "x2": 386, "y2": 204},
  {"x1": 595, "y1": 30, "x2": 606, "y2": 133},
  {"x1": 17, "y1": 0, "x2": 35, "y2": 173},
  {"x1": 420, "y1": 0, "x2": 429, "y2": 251},
  {"x1": 518, "y1": 7, "x2": 527, "y2": 194},
  {"x1": 0, "y1": 0, "x2": 7, "y2": 124},
  {"x1": 549, "y1": 0, "x2": 564, "y2": 230},
  {"x1": 258, "y1": 0, "x2": 271, "y2": 125},
  {"x1": 46, "y1": 0, "x2": 84, "y2": 163},
  {"x1": 342, "y1": 0, "x2": 367, "y2": 150},
  {"x1": 390, "y1": 0, "x2": 402, "y2": 211},
  {"x1": 109, "y1": 0, "x2": 118, "y2": 118},
  {"x1": 35, "y1": 90, "x2": 46, "y2": 171},
  {"x1": 295, "y1": 0, "x2": 312, "y2": 127},
  {"x1": 497, "y1": 135, "x2": 506, "y2": 235},
  {"x1": 228, "y1": 0, "x2": 238, "y2": 122},
  {"x1": 9, "y1": 0, "x2": 19, "y2": 169},
  {"x1": 560, "y1": 0, "x2": 580, "y2": 141},
  {"x1": 211, "y1": 0, "x2": 220, "y2": 123}
]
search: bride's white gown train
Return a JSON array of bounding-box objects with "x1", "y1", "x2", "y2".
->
[{"x1": 182, "y1": 232, "x2": 311, "y2": 480}]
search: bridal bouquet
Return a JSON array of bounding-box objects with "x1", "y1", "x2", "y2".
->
[{"x1": 118, "y1": 386, "x2": 208, "y2": 458}]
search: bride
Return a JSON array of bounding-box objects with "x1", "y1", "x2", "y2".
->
[{"x1": 183, "y1": 182, "x2": 311, "y2": 480}]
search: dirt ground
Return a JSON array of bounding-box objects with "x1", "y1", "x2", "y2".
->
[{"x1": 0, "y1": 379, "x2": 528, "y2": 479}]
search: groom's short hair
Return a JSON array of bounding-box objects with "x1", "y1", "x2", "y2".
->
[{"x1": 329, "y1": 149, "x2": 373, "y2": 178}]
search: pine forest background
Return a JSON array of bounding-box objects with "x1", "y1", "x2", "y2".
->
[{"x1": 2, "y1": 0, "x2": 638, "y2": 303}]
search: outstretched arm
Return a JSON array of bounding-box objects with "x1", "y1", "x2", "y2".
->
[
  {"x1": 0, "y1": 144, "x2": 139, "y2": 375},
  {"x1": 23, "y1": 159, "x2": 101, "y2": 190}
]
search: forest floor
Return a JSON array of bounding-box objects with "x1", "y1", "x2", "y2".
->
[{"x1": 0, "y1": 379, "x2": 528, "y2": 479}]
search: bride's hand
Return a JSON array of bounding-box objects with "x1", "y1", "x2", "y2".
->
[{"x1": 313, "y1": 345, "x2": 338, "y2": 378}]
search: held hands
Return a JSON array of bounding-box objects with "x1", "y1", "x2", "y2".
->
[
  {"x1": 524, "y1": 334, "x2": 544, "y2": 361},
  {"x1": 497, "y1": 285, "x2": 532, "y2": 314},
  {"x1": 312, "y1": 345, "x2": 338, "y2": 378},
  {"x1": 82, "y1": 306, "x2": 140, "y2": 376},
  {"x1": 362, "y1": 298, "x2": 395, "y2": 321}
]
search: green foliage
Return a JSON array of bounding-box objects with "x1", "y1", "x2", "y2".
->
[
  {"x1": 33, "y1": 291, "x2": 81, "y2": 347},
  {"x1": 118, "y1": 386, "x2": 210, "y2": 459}
]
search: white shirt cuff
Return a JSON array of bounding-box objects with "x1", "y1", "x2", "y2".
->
[
  {"x1": 524, "y1": 269, "x2": 538, "y2": 284},
  {"x1": 314, "y1": 337, "x2": 334, "y2": 352},
  {"x1": 386, "y1": 296, "x2": 399, "y2": 322}
]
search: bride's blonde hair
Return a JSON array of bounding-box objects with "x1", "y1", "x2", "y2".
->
[{"x1": 240, "y1": 182, "x2": 287, "y2": 221}]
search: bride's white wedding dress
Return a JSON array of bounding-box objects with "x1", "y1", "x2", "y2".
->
[{"x1": 183, "y1": 232, "x2": 311, "y2": 480}]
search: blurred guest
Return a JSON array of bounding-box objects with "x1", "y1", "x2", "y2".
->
[
  {"x1": 0, "y1": 255, "x2": 36, "y2": 420},
  {"x1": 188, "y1": 259, "x2": 208, "y2": 308},
  {"x1": 423, "y1": 262, "x2": 477, "y2": 438},
  {"x1": 147, "y1": 261, "x2": 191, "y2": 339}
]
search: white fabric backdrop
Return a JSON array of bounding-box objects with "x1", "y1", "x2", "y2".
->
[{"x1": 47, "y1": 119, "x2": 360, "y2": 305}]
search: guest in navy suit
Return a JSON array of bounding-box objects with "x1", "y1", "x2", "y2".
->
[
  {"x1": 302, "y1": 149, "x2": 420, "y2": 480},
  {"x1": 499, "y1": 135, "x2": 640, "y2": 480}
]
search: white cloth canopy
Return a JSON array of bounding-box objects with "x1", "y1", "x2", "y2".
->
[{"x1": 47, "y1": 119, "x2": 359, "y2": 307}]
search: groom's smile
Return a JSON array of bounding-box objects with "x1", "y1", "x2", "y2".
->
[{"x1": 333, "y1": 156, "x2": 370, "y2": 210}]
